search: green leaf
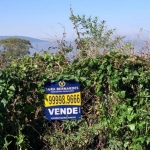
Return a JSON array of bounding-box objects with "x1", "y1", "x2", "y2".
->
[
  {"x1": 76, "y1": 69, "x2": 81, "y2": 76},
  {"x1": 9, "y1": 85, "x2": 15, "y2": 91},
  {"x1": 3, "y1": 137, "x2": 12, "y2": 148},
  {"x1": 120, "y1": 91, "x2": 125, "y2": 98},
  {"x1": 89, "y1": 60, "x2": 94, "y2": 67},
  {"x1": 124, "y1": 141, "x2": 129, "y2": 148},
  {"x1": 80, "y1": 77, "x2": 86, "y2": 82},
  {"x1": 34, "y1": 64, "x2": 38, "y2": 68},
  {"x1": 134, "y1": 137, "x2": 145, "y2": 143},
  {"x1": 127, "y1": 115, "x2": 134, "y2": 121},
  {"x1": 1, "y1": 99, "x2": 8, "y2": 108},
  {"x1": 127, "y1": 107, "x2": 133, "y2": 114},
  {"x1": 136, "y1": 144, "x2": 142, "y2": 150},
  {"x1": 146, "y1": 137, "x2": 150, "y2": 145},
  {"x1": 86, "y1": 80, "x2": 91, "y2": 86},
  {"x1": 128, "y1": 124, "x2": 135, "y2": 131}
]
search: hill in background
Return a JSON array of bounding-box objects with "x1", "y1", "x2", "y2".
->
[{"x1": 0, "y1": 36, "x2": 48, "y2": 43}]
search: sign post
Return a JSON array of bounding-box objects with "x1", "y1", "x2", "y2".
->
[{"x1": 44, "y1": 79, "x2": 81, "y2": 120}]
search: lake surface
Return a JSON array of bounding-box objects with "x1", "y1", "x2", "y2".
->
[
  {"x1": 30, "y1": 42, "x2": 51, "y2": 55},
  {"x1": 30, "y1": 41, "x2": 77, "y2": 60}
]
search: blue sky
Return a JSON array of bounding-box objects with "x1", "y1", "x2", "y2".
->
[{"x1": 1, "y1": 0, "x2": 150, "y2": 40}]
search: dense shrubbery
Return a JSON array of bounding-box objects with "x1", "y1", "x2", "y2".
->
[
  {"x1": 1, "y1": 9, "x2": 150, "y2": 150},
  {"x1": 1, "y1": 51, "x2": 150, "y2": 150}
]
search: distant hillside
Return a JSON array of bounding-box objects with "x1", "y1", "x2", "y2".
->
[{"x1": 0, "y1": 36, "x2": 48, "y2": 43}]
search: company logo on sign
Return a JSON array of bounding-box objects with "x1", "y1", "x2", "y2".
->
[
  {"x1": 44, "y1": 79, "x2": 81, "y2": 120},
  {"x1": 58, "y1": 81, "x2": 66, "y2": 87}
]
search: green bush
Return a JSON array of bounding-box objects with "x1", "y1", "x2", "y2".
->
[{"x1": 0, "y1": 51, "x2": 150, "y2": 150}]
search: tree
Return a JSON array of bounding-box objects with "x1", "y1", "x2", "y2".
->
[
  {"x1": 0, "y1": 38, "x2": 33, "y2": 67},
  {"x1": 69, "y1": 8, "x2": 125, "y2": 59}
]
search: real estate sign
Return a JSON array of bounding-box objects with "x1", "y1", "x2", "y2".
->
[{"x1": 44, "y1": 79, "x2": 81, "y2": 120}]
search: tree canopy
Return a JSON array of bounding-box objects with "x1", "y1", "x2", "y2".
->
[{"x1": 0, "y1": 38, "x2": 33, "y2": 67}]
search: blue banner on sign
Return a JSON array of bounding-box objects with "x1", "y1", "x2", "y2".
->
[
  {"x1": 45, "y1": 106, "x2": 81, "y2": 120},
  {"x1": 44, "y1": 79, "x2": 80, "y2": 94}
]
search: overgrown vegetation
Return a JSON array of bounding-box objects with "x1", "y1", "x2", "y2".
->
[{"x1": 1, "y1": 9, "x2": 150, "y2": 150}]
